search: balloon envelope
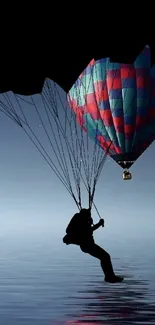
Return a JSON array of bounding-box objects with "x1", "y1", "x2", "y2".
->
[{"x1": 67, "y1": 45, "x2": 155, "y2": 169}]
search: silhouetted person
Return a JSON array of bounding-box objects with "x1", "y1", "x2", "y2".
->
[{"x1": 63, "y1": 208, "x2": 124, "y2": 283}]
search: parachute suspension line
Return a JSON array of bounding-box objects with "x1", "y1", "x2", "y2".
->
[
  {"x1": 41, "y1": 84, "x2": 82, "y2": 209},
  {"x1": 86, "y1": 112, "x2": 90, "y2": 188},
  {"x1": 61, "y1": 96, "x2": 82, "y2": 209},
  {"x1": 42, "y1": 83, "x2": 100, "y2": 208},
  {"x1": 75, "y1": 115, "x2": 107, "y2": 210},
  {"x1": 70, "y1": 111, "x2": 82, "y2": 209},
  {"x1": 52, "y1": 83, "x2": 110, "y2": 216},
  {"x1": 89, "y1": 140, "x2": 112, "y2": 211},
  {"x1": 56, "y1": 85, "x2": 102, "y2": 199},
  {"x1": 64, "y1": 83, "x2": 110, "y2": 194},
  {"x1": 15, "y1": 95, "x2": 34, "y2": 106},
  {"x1": 4, "y1": 93, "x2": 23, "y2": 126},
  {"x1": 13, "y1": 95, "x2": 77, "y2": 199},
  {"x1": 1, "y1": 94, "x2": 31, "y2": 127},
  {"x1": 72, "y1": 70, "x2": 111, "y2": 210},
  {"x1": 71, "y1": 109, "x2": 106, "y2": 212},
  {"x1": 79, "y1": 71, "x2": 107, "y2": 217},
  {"x1": 75, "y1": 65, "x2": 97, "y2": 190},
  {"x1": 49, "y1": 83, "x2": 86, "y2": 209},
  {"x1": 38, "y1": 101, "x2": 81, "y2": 210},
  {"x1": 16, "y1": 92, "x2": 75, "y2": 195},
  {"x1": 89, "y1": 125, "x2": 101, "y2": 187},
  {"x1": 31, "y1": 95, "x2": 74, "y2": 196},
  {"x1": 41, "y1": 90, "x2": 82, "y2": 210},
  {"x1": 0, "y1": 105, "x2": 22, "y2": 126},
  {"x1": 21, "y1": 126, "x2": 75, "y2": 197},
  {"x1": 86, "y1": 66, "x2": 108, "y2": 191},
  {"x1": 3, "y1": 93, "x2": 21, "y2": 120},
  {"x1": 72, "y1": 86, "x2": 94, "y2": 192},
  {"x1": 77, "y1": 123, "x2": 89, "y2": 186},
  {"x1": 0, "y1": 98, "x2": 22, "y2": 127},
  {"x1": 46, "y1": 85, "x2": 84, "y2": 208}
]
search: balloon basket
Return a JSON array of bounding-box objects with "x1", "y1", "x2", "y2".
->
[{"x1": 123, "y1": 170, "x2": 132, "y2": 180}]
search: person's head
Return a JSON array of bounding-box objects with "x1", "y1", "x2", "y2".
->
[
  {"x1": 80, "y1": 208, "x2": 91, "y2": 217},
  {"x1": 80, "y1": 208, "x2": 93, "y2": 224}
]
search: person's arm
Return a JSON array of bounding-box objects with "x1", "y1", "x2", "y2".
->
[
  {"x1": 91, "y1": 219, "x2": 104, "y2": 232},
  {"x1": 91, "y1": 222, "x2": 101, "y2": 232}
]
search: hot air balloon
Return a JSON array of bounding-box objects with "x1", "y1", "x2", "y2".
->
[{"x1": 67, "y1": 45, "x2": 155, "y2": 180}]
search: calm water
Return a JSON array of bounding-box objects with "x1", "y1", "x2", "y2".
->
[{"x1": 0, "y1": 233, "x2": 155, "y2": 324}]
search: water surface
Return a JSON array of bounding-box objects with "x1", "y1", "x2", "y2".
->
[{"x1": 0, "y1": 233, "x2": 154, "y2": 324}]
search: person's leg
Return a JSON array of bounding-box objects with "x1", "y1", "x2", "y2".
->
[
  {"x1": 80, "y1": 243, "x2": 124, "y2": 283},
  {"x1": 81, "y1": 243, "x2": 115, "y2": 277}
]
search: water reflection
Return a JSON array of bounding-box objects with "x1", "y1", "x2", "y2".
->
[
  {"x1": 66, "y1": 277, "x2": 155, "y2": 324},
  {"x1": 0, "y1": 237, "x2": 155, "y2": 324}
]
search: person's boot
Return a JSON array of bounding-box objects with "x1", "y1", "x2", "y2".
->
[{"x1": 105, "y1": 275, "x2": 124, "y2": 283}]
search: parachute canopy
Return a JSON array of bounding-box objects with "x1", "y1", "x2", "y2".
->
[{"x1": 67, "y1": 45, "x2": 155, "y2": 170}]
